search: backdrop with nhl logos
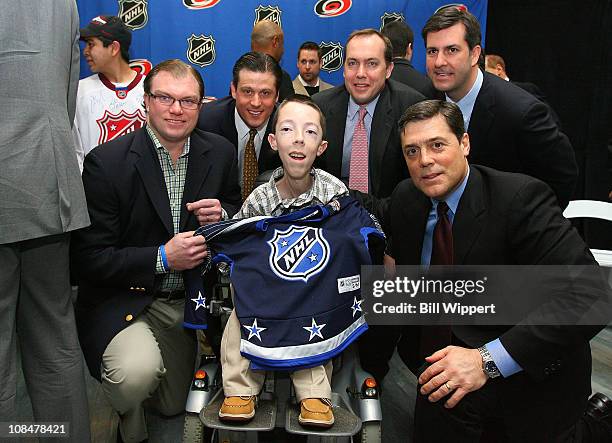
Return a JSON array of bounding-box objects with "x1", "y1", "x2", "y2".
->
[{"x1": 75, "y1": 0, "x2": 487, "y2": 98}]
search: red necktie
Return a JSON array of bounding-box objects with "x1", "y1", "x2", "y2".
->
[
  {"x1": 349, "y1": 106, "x2": 368, "y2": 193},
  {"x1": 420, "y1": 201, "x2": 454, "y2": 360},
  {"x1": 242, "y1": 129, "x2": 258, "y2": 201}
]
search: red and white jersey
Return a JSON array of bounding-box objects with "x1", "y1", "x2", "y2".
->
[{"x1": 73, "y1": 72, "x2": 146, "y2": 171}]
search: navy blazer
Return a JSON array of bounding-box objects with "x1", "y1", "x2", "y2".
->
[{"x1": 72, "y1": 127, "x2": 241, "y2": 379}]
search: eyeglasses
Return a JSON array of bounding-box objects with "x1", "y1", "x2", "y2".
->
[{"x1": 148, "y1": 93, "x2": 202, "y2": 110}]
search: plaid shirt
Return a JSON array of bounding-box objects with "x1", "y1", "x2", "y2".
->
[
  {"x1": 149, "y1": 126, "x2": 190, "y2": 291},
  {"x1": 235, "y1": 167, "x2": 349, "y2": 218}
]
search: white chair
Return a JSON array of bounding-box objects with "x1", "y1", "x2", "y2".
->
[{"x1": 563, "y1": 200, "x2": 612, "y2": 266}]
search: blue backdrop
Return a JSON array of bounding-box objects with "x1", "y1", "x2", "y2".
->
[{"x1": 75, "y1": 1, "x2": 487, "y2": 98}]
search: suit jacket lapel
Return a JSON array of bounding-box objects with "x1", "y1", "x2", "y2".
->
[
  {"x1": 133, "y1": 129, "x2": 174, "y2": 235},
  {"x1": 404, "y1": 190, "x2": 431, "y2": 264},
  {"x1": 370, "y1": 85, "x2": 393, "y2": 196},
  {"x1": 468, "y1": 73, "x2": 495, "y2": 158},
  {"x1": 453, "y1": 167, "x2": 485, "y2": 264},
  {"x1": 180, "y1": 132, "x2": 212, "y2": 232},
  {"x1": 325, "y1": 88, "x2": 349, "y2": 177}
]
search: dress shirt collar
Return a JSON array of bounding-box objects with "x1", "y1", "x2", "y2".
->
[
  {"x1": 430, "y1": 166, "x2": 470, "y2": 219},
  {"x1": 298, "y1": 74, "x2": 320, "y2": 88},
  {"x1": 234, "y1": 108, "x2": 268, "y2": 143},
  {"x1": 348, "y1": 93, "x2": 379, "y2": 122},
  {"x1": 446, "y1": 68, "x2": 483, "y2": 130}
]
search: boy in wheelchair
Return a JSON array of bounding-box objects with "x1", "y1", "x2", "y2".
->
[{"x1": 217, "y1": 95, "x2": 346, "y2": 428}]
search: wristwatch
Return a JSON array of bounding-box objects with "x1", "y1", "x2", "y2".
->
[{"x1": 478, "y1": 345, "x2": 501, "y2": 379}]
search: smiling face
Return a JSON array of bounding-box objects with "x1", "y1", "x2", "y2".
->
[
  {"x1": 425, "y1": 23, "x2": 481, "y2": 102},
  {"x1": 343, "y1": 34, "x2": 393, "y2": 105},
  {"x1": 268, "y1": 101, "x2": 327, "y2": 183},
  {"x1": 143, "y1": 70, "x2": 201, "y2": 149},
  {"x1": 231, "y1": 69, "x2": 278, "y2": 129},
  {"x1": 402, "y1": 114, "x2": 470, "y2": 200}
]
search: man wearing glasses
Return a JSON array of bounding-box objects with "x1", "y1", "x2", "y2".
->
[{"x1": 71, "y1": 59, "x2": 241, "y2": 443}]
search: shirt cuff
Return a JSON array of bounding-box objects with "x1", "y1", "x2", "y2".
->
[
  {"x1": 221, "y1": 207, "x2": 228, "y2": 221},
  {"x1": 486, "y1": 339, "x2": 523, "y2": 378},
  {"x1": 156, "y1": 247, "x2": 167, "y2": 274}
]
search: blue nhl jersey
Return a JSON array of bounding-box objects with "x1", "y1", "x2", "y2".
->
[{"x1": 184, "y1": 196, "x2": 385, "y2": 370}]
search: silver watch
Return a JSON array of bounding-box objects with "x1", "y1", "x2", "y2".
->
[{"x1": 478, "y1": 345, "x2": 501, "y2": 379}]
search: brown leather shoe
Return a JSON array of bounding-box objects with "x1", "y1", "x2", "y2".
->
[
  {"x1": 298, "y1": 398, "x2": 334, "y2": 428},
  {"x1": 218, "y1": 396, "x2": 256, "y2": 421}
]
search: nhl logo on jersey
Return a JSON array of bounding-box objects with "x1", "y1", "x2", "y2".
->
[
  {"x1": 268, "y1": 226, "x2": 330, "y2": 282},
  {"x1": 118, "y1": 0, "x2": 149, "y2": 30},
  {"x1": 187, "y1": 34, "x2": 216, "y2": 67},
  {"x1": 254, "y1": 5, "x2": 282, "y2": 27},
  {"x1": 380, "y1": 12, "x2": 405, "y2": 30},
  {"x1": 319, "y1": 42, "x2": 344, "y2": 73},
  {"x1": 96, "y1": 109, "x2": 146, "y2": 145}
]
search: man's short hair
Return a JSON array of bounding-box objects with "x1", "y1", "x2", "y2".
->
[
  {"x1": 485, "y1": 54, "x2": 506, "y2": 71},
  {"x1": 422, "y1": 7, "x2": 481, "y2": 50},
  {"x1": 381, "y1": 21, "x2": 414, "y2": 58},
  {"x1": 399, "y1": 100, "x2": 465, "y2": 143},
  {"x1": 271, "y1": 95, "x2": 326, "y2": 139},
  {"x1": 144, "y1": 59, "x2": 204, "y2": 99},
  {"x1": 297, "y1": 41, "x2": 322, "y2": 60},
  {"x1": 346, "y1": 29, "x2": 393, "y2": 65},
  {"x1": 232, "y1": 51, "x2": 282, "y2": 93}
]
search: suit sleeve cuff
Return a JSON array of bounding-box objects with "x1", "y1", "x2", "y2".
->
[{"x1": 487, "y1": 339, "x2": 523, "y2": 377}]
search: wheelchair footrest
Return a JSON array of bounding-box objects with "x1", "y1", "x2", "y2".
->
[
  {"x1": 200, "y1": 390, "x2": 276, "y2": 432},
  {"x1": 285, "y1": 393, "x2": 361, "y2": 436}
]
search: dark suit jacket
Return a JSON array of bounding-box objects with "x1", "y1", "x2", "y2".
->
[
  {"x1": 390, "y1": 58, "x2": 439, "y2": 99},
  {"x1": 72, "y1": 127, "x2": 241, "y2": 379},
  {"x1": 512, "y1": 80, "x2": 562, "y2": 128},
  {"x1": 279, "y1": 68, "x2": 295, "y2": 102},
  {"x1": 389, "y1": 165, "x2": 603, "y2": 424},
  {"x1": 468, "y1": 72, "x2": 577, "y2": 208},
  {"x1": 312, "y1": 79, "x2": 424, "y2": 198},
  {"x1": 197, "y1": 96, "x2": 281, "y2": 174}
]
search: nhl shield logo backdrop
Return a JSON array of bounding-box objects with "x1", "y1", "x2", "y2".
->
[
  {"x1": 187, "y1": 34, "x2": 216, "y2": 67},
  {"x1": 380, "y1": 12, "x2": 405, "y2": 30},
  {"x1": 268, "y1": 226, "x2": 330, "y2": 282},
  {"x1": 319, "y1": 42, "x2": 343, "y2": 73},
  {"x1": 254, "y1": 5, "x2": 282, "y2": 26},
  {"x1": 118, "y1": 0, "x2": 148, "y2": 30}
]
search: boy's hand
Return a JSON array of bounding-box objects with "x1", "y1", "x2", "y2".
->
[{"x1": 187, "y1": 199, "x2": 222, "y2": 225}]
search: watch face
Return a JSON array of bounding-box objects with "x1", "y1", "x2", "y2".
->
[{"x1": 485, "y1": 360, "x2": 498, "y2": 373}]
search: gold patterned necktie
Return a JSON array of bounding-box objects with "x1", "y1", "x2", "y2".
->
[{"x1": 242, "y1": 128, "x2": 258, "y2": 201}]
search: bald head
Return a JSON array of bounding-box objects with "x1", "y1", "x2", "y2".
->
[{"x1": 251, "y1": 20, "x2": 284, "y2": 62}]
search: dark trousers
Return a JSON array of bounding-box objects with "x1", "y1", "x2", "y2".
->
[{"x1": 0, "y1": 233, "x2": 91, "y2": 442}]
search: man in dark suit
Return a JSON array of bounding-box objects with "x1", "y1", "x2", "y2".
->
[
  {"x1": 197, "y1": 52, "x2": 282, "y2": 200},
  {"x1": 388, "y1": 100, "x2": 606, "y2": 441},
  {"x1": 312, "y1": 29, "x2": 424, "y2": 199},
  {"x1": 485, "y1": 53, "x2": 562, "y2": 127},
  {"x1": 381, "y1": 20, "x2": 438, "y2": 98},
  {"x1": 72, "y1": 60, "x2": 240, "y2": 443},
  {"x1": 422, "y1": 8, "x2": 577, "y2": 208}
]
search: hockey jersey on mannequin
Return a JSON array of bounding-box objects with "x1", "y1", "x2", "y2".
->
[
  {"x1": 73, "y1": 72, "x2": 146, "y2": 171},
  {"x1": 184, "y1": 196, "x2": 385, "y2": 371}
]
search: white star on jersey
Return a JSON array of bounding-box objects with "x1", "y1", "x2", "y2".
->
[
  {"x1": 191, "y1": 291, "x2": 206, "y2": 310},
  {"x1": 351, "y1": 297, "x2": 363, "y2": 317},
  {"x1": 243, "y1": 319, "x2": 267, "y2": 341},
  {"x1": 303, "y1": 317, "x2": 326, "y2": 341}
]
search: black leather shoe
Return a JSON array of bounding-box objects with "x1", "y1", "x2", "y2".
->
[{"x1": 585, "y1": 392, "x2": 612, "y2": 420}]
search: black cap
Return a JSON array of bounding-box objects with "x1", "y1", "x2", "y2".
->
[{"x1": 80, "y1": 15, "x2": 131, "y2": 50}]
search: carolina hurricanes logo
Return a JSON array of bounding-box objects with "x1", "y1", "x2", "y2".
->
[
  {"x1": 129, "y1": 59, "x2": 152, "y2": 76},
  {"x1": 434, "y1": 4, "x2": 468, "y2": 14},
  {"x1": 314, "y1": 0, "x2": 352, "y2": 18},
  {"x1": 183, "y1": 0, "x2": 221, "y2": 9},
  {"x1": 96, "y1": 109, "x2": 146, "y2": 145}
]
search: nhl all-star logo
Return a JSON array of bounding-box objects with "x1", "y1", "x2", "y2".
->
[
  {"x1": 319, "y1": 42, "x2": 343, "y2": 73},
  {"x1": 187, "y1": 34, "x2": 216, "y2": 67},
  {"x1": 254, "y1": 5, "x2": 282, "y2": 27},
  {"x1": 380, "y1": 12, "x2": 405, "y2": 30},
  {"x1": 96, "y1": 109, "x2": 146, "y2": 145},
  {"x1": 268, "y1": 226, "x2": 330, "y2": 282},
  {"x1": 118, "y1": 0, "x2": 148, "y2": 30}
]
